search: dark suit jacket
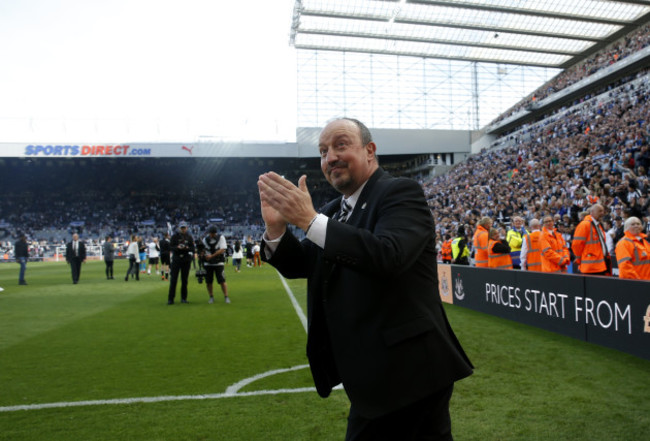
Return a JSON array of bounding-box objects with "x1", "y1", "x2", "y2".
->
[
  {"x1": 263, "y1": 168, "x2": 473, "y2": 418},
  {"x1": 65, "y1": 241, "x2": 86, "y2": 262}
]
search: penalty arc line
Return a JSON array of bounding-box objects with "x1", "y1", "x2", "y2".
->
[{"x1": 0, "y1": 387, "x2": 318, "y2": 413}]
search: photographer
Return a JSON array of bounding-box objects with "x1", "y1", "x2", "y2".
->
[
  {"x1": 201, "y1": 225, "x2": 230, "y2": 304},
  {"x1": 167, "y1": 221, "x2": 195, "y2": 305}
]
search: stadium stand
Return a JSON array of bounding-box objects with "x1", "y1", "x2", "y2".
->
[{"x1": 2, "y1": 24, "x2": 650, "y2": 269}]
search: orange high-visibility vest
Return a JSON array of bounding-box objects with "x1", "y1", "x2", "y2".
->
[
  {"x1": 540, "y1": 227, "x2": 570, "y2": 273},
  {"x1": 472, "y1": 225, "x2": 490, "y2": 267},
  {"x1": 488, "y1": 239, "x2": 513, "y2": 270},
  {"x1": 615, "y1": 231, "x2": 650, "y2": 280},
  {"x1": 441, "y1": 239, "x2": 453, "y2": 262},
  {"x1": 572, "y1": 215, "x2": 608, "y2": 273},
  {"x1": 524, "y1": 230, "x2": 542, "y2": 271}
]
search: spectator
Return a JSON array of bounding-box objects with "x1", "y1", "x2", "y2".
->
[
  {"x1": 14, "y1": 234, "x2": 29, "y2": 285},
  {"x1": 124, "y1": 235, "x2": 140, "y2": 282},
  {"x1": 102, "y1": 235, "x2": 115, "y2": 280}
]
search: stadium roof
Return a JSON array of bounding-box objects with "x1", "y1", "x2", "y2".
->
[{"x1": 290, "y1": 0, "x2": 650, "y2": 68}]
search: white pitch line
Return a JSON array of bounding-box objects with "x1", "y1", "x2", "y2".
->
[
  {"x1": 0, "y1": 387, "x2": 317, "y2": 413},
  {"x1": 226, "y1": 364, "x2": 310, "y2": 394},
  {"x1": 276, "y1": 271, "x2": 308, "y2": 333},
  {"x1": 0, "y1": 270, "x2": 316, "y2": 414}
]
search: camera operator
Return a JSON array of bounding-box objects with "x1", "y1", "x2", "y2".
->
[
  {"x1": 167, "y1": 221, "x2": 195, "y2": 305},
  {"x1": 201, "y1": 225, "x2": 230, "y2": 304},
  {"x1": 194, "y1": 236, "x2": 207, "y2": 283}
]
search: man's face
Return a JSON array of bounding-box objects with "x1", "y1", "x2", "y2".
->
[
  {"x1": 543, "y1": 218, "x2": 554, "y2": 229},
  {"x1": 627, "y1": 218, "x2": 643, "y2": 235},
  {"x1": 592, "y1": 205, "x2": 605, "y2": 221},
  {"x1": 319, "y1": 119, "x2": 377, "y2": 196},
  {"x1": 513, "y1": 218, "x2": 523, "y2": 229},
  {"x1": 73, "y1": 234, "x2": 79, "y2": 241}
]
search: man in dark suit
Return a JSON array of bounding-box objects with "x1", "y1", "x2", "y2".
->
[
  {"x1": 167, "y1": 221, "x2": 195, "y2": 305},
  {"x1": 65, "y1": 233, "x2": 86, "y2": 284},
  {"x1": 258, "y1": 118, "x2": 473, "y2": 440}
]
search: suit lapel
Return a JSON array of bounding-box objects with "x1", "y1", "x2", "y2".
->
[{"x1": 346, "y1": 168, "x2": 385, "y2": 226}]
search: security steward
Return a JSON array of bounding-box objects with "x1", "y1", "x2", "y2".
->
[
  {"x1": 441, "y1": 234, "x2": 452, "y2": 264},
  {"x1": 451, "y1": 226, "x2": 470, "y2": 265},
  {"x1": 488, "y1": 228, "x2": 513, "y2": 270},
  {"x1": 168, "y1": 221, "x2": 195, "y2": 305}
]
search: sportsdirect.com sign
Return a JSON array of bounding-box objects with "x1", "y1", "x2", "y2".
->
[
  {"x1": 437, "y1": 264, "x2": 650, "y2": 360},
  {"x1": 24, "y1": 145, "x2": 151, "y2": 157}
]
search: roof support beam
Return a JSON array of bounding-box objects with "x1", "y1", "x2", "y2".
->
[
  {"x1": 298, "y1": 29, "x2": 578, "y2": 56},
  {"x1": 401, "y1": 0, "x2": 631, "y2": 26},
  {"x1": 293, "y1": 45, "x2": 562, "y2": 68},
  {"x1": 299, "y1": 10, "x2": 601, "y2": 42}
]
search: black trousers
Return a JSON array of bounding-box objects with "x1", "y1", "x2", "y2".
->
[
  {"x1": 126, "y1": 257, "x2": 139, "y2": 280},
  {"x1": 345, "y1": 385, "x2": 454, "y2": 441},
  {"x1": 105, "y1": 260, "x2": 114, "y2": 278},
  {"x1": 168, "y1": 258, "x2": 191, "y2": 302},
  {"x1": 69, "y1": 258, "x2": 83, "y2": 283}
]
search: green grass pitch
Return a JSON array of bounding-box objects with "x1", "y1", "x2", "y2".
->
[{"x1": 0, "y1": 260, "x2": 648, "y2": 440}]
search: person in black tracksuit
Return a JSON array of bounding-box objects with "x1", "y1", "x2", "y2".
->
[
  {"x1": 159, "y1": 233, "x2": 171, "y2": 280},
  {"x1": 167, "y1": 222, "x2": 195, "y2": 305}
]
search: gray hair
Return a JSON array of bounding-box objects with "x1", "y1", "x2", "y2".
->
[
  {"x1": 624, "y1": 216, "x2": 642, "y2": 232},
  {"x1": 529, "y1": 218, "x2": 541, "y2": 229},
  {"x1": 339, "y1": 118, "x2": 373, "y2": 146}
]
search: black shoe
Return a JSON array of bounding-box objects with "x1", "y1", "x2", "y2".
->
[
  {"x1": 19, "y1": 281, "x2": 27, "y2": 285},
  {"x1": 181, "y1": 299, "x2": 189, "y2": 304},
  {"x1": 167, "y1": 300, "x2": 174, "y2": 305},
  {"x1": 125, "y1": 276, "x2": 129, "y2": 281}
]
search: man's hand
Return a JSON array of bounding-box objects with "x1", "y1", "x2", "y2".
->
[{"x1": 258, "y1": 172, "x2": 318, "y2": 238}]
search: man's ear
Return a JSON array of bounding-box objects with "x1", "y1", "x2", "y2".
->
[{"x1": 366, "y1": 142, "x2": 377, "y2": 160}]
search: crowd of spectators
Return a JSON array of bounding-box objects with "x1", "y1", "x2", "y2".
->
[
  {"x1": 0, "y1": 157, "x2": 336, "y2": 259},
  {"x1": 426, "y1": 69, "x2": 650, "y2": 261},
  {"x1": 3, "y1": 24, "x2": 650, "y2": 269},
  {"x1": 491, "y1": 24, "x2": 650, "y2": 125}
]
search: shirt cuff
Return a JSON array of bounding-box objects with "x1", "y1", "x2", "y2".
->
[
  {"x1": 306, "y1": 214, "x2": 328, "y2": 249},
  {"x1": 262, "y1": 231, "x2": 284, "y2": 258}
]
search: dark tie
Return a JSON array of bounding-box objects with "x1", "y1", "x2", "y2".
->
[{"x1": 335, "y1": 200, "x2": 352, "y2": 223}]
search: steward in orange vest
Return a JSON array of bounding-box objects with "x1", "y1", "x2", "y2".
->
[
  {"x1": 540, "y1": 217, "x2": 570, "y2": 273},
  {"x1": 572, "y1": 205, "x2": 611, "y2": 275},
  {"x1": 441, "y1": 235, "x2": 453, "y2": 264},
  {"x1": 488, "y1": 228, "x2": 513, "y2": 270},
  {"x1": 472, "y1": 217, "x2": 492, "y2": 267},
  {"x1": 615, "y1": 217, "x2": 650, "y2": 280}
]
